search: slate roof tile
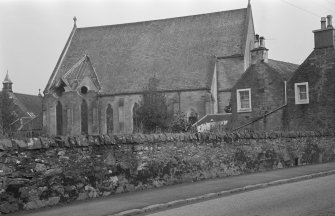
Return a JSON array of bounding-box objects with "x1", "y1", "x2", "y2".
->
[{"x1": 49, "y1": 8, "x2": 249, "y2": 94}]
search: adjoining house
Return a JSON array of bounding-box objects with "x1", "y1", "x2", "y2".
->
[
  {"x1": 285, "y1": 15, "x2": 335, "y2": 131},
  {"x1": 1, "y1": 73, "x2": 43, "y2": 134},
  {"x1": 43, "y1": 3, "x2": 256, "y2": 136},
  {"x1": 229, "y1": 35, "x2": 298, "y2": 131}
]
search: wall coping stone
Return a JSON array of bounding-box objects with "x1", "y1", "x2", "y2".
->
[{"x1": 1, "y1": 130, "x2": 335, "y2": 152}]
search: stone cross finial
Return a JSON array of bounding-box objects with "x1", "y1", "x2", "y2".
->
[{"x1": 73, "y1": 16, "x2": 77, "y2": 26}]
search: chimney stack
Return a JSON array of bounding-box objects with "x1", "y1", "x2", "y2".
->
[
  {"x1": 313, "y1": 15, "x2": 335, "y2": 49},
  {"x1": 250, "y1": 35, "x2": 268, "y2": 64},
  {"x1": 321, "y1": 17, "x2": 327, "y2": 30},
  {"x1": 327, "y1": 15, "x2": 333, "y2": 28}
]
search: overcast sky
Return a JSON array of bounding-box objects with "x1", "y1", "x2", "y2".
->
[{"x1": 0, "y1": 0, "x2": 334, "y2": 95}]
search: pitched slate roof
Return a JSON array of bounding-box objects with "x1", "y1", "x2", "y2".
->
[
  {"x1": 61, "y1": 55, "x2": 101, "y2": 90},
  {"x1": 12, "y1": 93, "x2": 42, "y2": 117},
  {"x1": 267, "y1": 59, "x2": 298, "y2": 80},
  {"x1": 20, "y1": 114, "x2": 43, "y2": 131},
  {"x1": 235, "y1": 59, "x2": 298, "y2": 85},
  {"x1": 46, "y1": 7, "x2": 251, "y2": 94}
]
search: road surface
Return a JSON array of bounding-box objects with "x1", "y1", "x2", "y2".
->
[{"x1": 145, "y1": 174, "x2": 335, "y2": 216}]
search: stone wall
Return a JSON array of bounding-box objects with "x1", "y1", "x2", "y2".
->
[{"x1": 1, "y1": 131, "x2": 335, "y2": 214}]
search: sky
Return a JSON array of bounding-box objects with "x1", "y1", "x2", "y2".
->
[{"x1": 0, "y1": 0, "x2": 335, "y2": 95}]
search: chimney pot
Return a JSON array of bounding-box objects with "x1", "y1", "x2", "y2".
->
[
  {"x1": 254, "y1": 34, "x2": 260, "y2": 48},
  {"x1": 260, "y1": 36, "x2": 265, "y2": 48},
  {"x1": 327, "y1": 15, "x2": 333, "y2": 28},
  {"x1": 321, "y1": 17, "x2": 327, "y2": 29}
]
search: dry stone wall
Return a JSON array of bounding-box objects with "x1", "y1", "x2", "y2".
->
[{"x1": 1, "y1": 131, "x2": 335, "y2": 214}]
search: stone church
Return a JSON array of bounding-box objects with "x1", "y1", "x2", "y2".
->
[{"x1": 43, "y1": 3, "x2": 256, "y2": 135}]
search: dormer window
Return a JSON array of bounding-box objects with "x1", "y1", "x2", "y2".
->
[
  {"x1": 295, "y1": 82, "x2": 309, "y2": 104},
  {"x1": 237, "y1": 88, "x2": 252, "y2": 112}
]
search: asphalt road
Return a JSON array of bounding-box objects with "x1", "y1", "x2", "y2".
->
[{"x1": 145, "y1": 174, "x2": 335, "y2": 216}]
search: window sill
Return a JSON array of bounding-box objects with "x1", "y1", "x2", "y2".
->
[
  {"x1": 295, "y1": 100, "x2": 309, "y2": 105},
  {"x1": 237, "y1": 109, "x2": 252, "y2": 113}
]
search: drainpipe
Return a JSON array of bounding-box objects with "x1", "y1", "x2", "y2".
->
[
  {"x1": 233, "y1": 80, "x2": 288, "y2": 131},
  {"x1": 284, "y1": 80, "x2": 287, "y2": 105}
]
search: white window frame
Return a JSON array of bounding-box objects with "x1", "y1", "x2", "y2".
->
[
  {"x1": 295, "y1": 82, "x2": 309, "y2": 104},
  {"x1": 237, "y1": 88, "x2": 252, "y2": 112}
]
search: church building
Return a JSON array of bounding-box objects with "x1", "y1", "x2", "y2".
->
[
  {"x1": 43, "y1": 3, "x2": 256, "y2": 135},
  {"x1": 1, "y1": 72, "x2": 43, "y2": 134}
]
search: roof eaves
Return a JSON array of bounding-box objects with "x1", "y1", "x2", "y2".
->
[{"x1": 44, "y1": 24, "x2": 77, "y2": 94}]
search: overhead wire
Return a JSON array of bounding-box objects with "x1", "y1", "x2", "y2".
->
[
  {"x1": 309, "y1": 0, "x2": 335, "y2": 15},
  {"x1": 279, "y1": 0, "x2": 321, "y2": 18}
]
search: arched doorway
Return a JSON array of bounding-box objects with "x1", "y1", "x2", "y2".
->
[
  {"x1": 132, "y1": 103, "x2": 140, "y2": 133},
  {"x1": 81, "y1": 100, "x2": 88, "y2": 134},
  {"x1": 106, "y1": 104, "x2": 113, "y2": 135},
  {"x1": 56, "y1": 101, "x2": 63, "y2": 135}
]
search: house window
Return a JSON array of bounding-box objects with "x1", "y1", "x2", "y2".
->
[
  {"x1": 295, "y1": 82, "x2": 309, "y2": 104},
  {"x1": 237, "y1": 88, "x2": 251, "y2": 112}
]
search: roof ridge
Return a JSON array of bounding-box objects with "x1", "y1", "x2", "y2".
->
[
  {"x1": 13, "y1": 92, "x2": 41, "y2": 97},
  {"x1": 77, "y1": 8, "x2": 247, "y2": 30},
  {"x1": 268, "y1": 58, "x2": 299, "y2": 66}
]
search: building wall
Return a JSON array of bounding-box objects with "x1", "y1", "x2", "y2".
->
[
  {"x1": 215, "y1": 7, "x2": 254, "y2": 114},
  {"x1": 229, "y1": 63, "x2": 286, "y2": 131},
  {"x1": 285, "y1": 48, "x2": 335, "y2": 131},
  {"x1": 217, "y1": 57, "x2": 245, "y2": 113},
  {"x1": 43, "y1": 91, "x2": 99, "y2": 136},
  {"x1": 43, "y1": 89, "x2": 212, "y2": 135}
]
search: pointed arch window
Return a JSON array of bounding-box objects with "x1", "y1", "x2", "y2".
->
[
  {"x1": 56, "y1": 101, "x2": 63, "y2": 135},
  {"x1": 106, "y1": 104, "x2": 113, "y2": 135},
  {"x1": 81, "y1": 100, "x2": 88, "y2": 134}
]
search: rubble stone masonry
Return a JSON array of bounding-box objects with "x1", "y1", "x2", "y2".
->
[{"x1": 0, "y1": 131, "x2": 335, "y2": 214}]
